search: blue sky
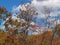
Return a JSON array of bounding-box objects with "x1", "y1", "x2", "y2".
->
[
  {"x1": 0, "y1": 0, "x2": 60, "y2": 35},
  {"x1": 0, "y1": 0, "x2": 60, "y2": 30},
  {"x1": 0, "y1": 0, "x2": 31, "y2": 12},
  {"x1": 0, "y1": 0, "x2": 31, "y2": 29}
]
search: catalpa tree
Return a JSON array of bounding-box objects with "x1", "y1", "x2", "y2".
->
[{"x1": 4, "y1": 4, "x2": 38, "y2": 45}]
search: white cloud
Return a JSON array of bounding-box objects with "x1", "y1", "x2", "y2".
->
[
  {"x1": 30, "y1": 22, "x2": 35, "y2": 25},
  {"x1": 11, "y1": 0, "x2": 60, "y2": 27},
  {"x1": 12, "y1": 3, "x2": 30, "y2": 12},
  {"x1": 12, "y1": 0, "x2": 60, "y2": 17},
  {"x1": 32, "y1": 32, "x2": 39, "y2": 35},
  {"x1": 32, "y1": 0, "x2": 60, "y2": 7},
  {"x1": 31, "y1": 0, "x2": 60, "y2": 18},
  {"x1": 57, "y1": 19, "x2": 60, "y2": 24}
]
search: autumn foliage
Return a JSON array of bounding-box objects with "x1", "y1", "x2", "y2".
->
[
  {"x1": 0, "y1": 5, "x2": 60, "y2": 45},
  {"x1": 0, "y1": 29, "x2": 60, "y2": 45}
]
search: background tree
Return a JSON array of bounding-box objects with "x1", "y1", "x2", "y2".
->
[
  {"x1": 42, "y1": 6, "x2": 53, "y2": 29},
  {"x1": 50, "y1": 24, "x2": 60, "y2": 45},
  {"x1": 0, "y1": 7, "x2": 11, "y2": 25},
  {"x1": 40, "y1": 6, "x2": 53, "y2": 45},
  {"x1": 55, "y1": 24, "x2": 60, "y2": 37}
]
